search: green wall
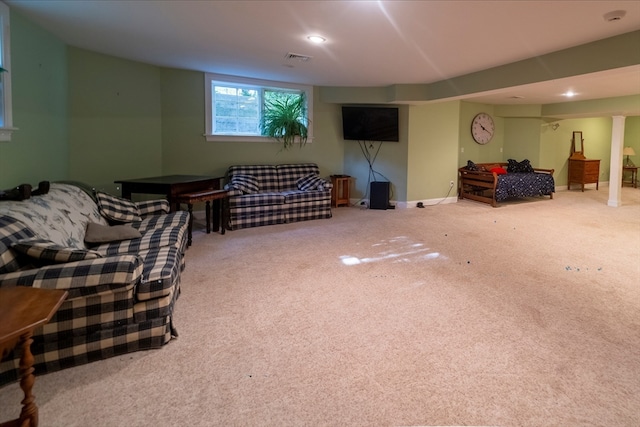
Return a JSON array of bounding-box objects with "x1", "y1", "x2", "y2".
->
[
  {"x1": 68, "y1": 47, "x2": 163, "y2": 194},
  {"x1": 342, "y1": 105, "x2": 409, "y2": 203},
  {"x1": 406, "y1": 101, "x2": 460, "y2": 203},
  {"x1": 159, "y1": 69, "x2": 344, "y2": 180},
  {"x1": 0, "y1": 10, "x2": 68, "y2": 187},
  {"x1": 2, "y1": 10, "x2": 639, "y2": 205}
]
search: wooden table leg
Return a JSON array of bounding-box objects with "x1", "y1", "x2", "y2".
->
[
  {"x1": 14, "y1": 331, "x2": 38, "y2": 427},
  {"x1": 212, "y1": 199, "x2": 220, "y2": 233},
  {"x1": 187, "y1": 204, "x2": 193, "y2": 247},
  {"x1": 205, "y1": 201, "x2": 211, "y2": 234}
]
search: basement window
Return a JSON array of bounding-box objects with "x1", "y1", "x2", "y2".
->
[
  {"x1": 204, "y1": 73, "x2": 313, "y2": 142},
  {"x1": 0, "y1": 1, "x2": 15, "y2": 141}
]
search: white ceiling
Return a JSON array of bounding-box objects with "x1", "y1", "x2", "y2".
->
[{"x1": 6, "y1": 0, "x2": 640, "y2": 108}]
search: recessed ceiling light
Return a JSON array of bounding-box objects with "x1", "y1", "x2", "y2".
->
[
  {"x1": 307, "y1": 35, "x2": 326, "y2": 44},
  {"x1": 564, "y1": 91, "x2": 576, "y2": 98}
]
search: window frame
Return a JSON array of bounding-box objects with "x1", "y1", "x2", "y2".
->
[
  {"x1": 204, "y1": 73, "x2": 313, "y2": 143},
  {"x1": 0, "y1": 1, "x2": 15, "y2": 141}
]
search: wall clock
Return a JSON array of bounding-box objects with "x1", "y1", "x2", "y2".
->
[{"x1": 471, "y1": 112, "x2": 494, "y2": 144}]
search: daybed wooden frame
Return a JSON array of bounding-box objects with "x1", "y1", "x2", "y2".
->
[{"x1": 458, "y1": 162, "x2": 554, "y2": 207}]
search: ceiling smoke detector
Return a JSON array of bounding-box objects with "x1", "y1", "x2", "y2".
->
[{"x1": 603, "y1": 10, "x2": 626, "y2": 22}]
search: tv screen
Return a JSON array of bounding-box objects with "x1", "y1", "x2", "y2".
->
[{"x1": 341, "y1": 106, "x2": 399, "y2": 142}]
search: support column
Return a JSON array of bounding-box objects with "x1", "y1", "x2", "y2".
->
[{"x1": 608, "y1": 115, "x2": 626, "y2": 207}]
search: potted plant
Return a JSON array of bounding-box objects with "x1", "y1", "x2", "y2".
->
[{"x1": 261, "y1": 92, "x2": 308, "y2": 150}]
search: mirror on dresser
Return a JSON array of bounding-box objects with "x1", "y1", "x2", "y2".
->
[{"x1": 568, "y1": 131, "x2": 600, "y2": 192}]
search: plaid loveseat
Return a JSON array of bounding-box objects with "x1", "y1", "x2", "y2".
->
[
  {"x1": 0, "y1": 183, "x2": 189, "y2": 386},
  {"x1": 224, "y1": 163, "x2": 332, "y2": 230}
]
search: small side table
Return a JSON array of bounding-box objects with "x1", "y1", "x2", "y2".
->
[
  {"x1": 330, "y1": 175, "x2": 351, "y2": 207},
  {"x1": 622, "y1": 166, "x2": 638, "y2": 188},
  {"x1": 174, "y1": 189, "x2": 228, "y2": 247},
  {"x1": 0, "y1": 287, "x2": 67, "y2": 427}
]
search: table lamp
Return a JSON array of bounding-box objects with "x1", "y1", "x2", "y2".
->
[{"x1": 623, "y1": 147, "x2": 636, "y2": 167}]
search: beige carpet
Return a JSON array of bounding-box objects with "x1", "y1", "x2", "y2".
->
[{"x1": 1, "y1": 186, "x2": 639, "y2": 427}]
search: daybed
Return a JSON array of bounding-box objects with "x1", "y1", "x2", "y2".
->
[
  {"x1": 458, "y1": 159, "x2": 555, "y2": 207},
  {"x1": 224, "y1": 163, "x2": 332, "y2": 230},
  {"x1": 0, "y1": 182, "x2": 189, "y2": 386}
]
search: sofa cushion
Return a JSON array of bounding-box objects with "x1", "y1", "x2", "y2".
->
[
  {"x1": 0, "y1": 215, "x2": 37, "y2": 274},
  {"x1": 12, "y1": 238, "x2": 102, "y2": 264},
  {"x1": 297, "y1": 173, "x2": 325, "y2": 191},
  {"x1": 0, "y1": 183, "x2": 106, "y2": 248},
  {"x1": 507, "y1": 159, "x2": 534, "y2": 173},
  {"x1": 96, "y1": 192, "x2": 142, "y2": 223},
  {"x1": 228, "y1": 192, "x2": 286, "y2": 208},
  {"x1": 228, "y1": 174, "x2": 259, "y2": 194},
  {"x1": 277, "y1": 163, "x2": 320, "y2": 191},
  {"x1": 84, "y1": 222, "x2": 142, "y2": 244},
  {"x1": 93, "y1": 211, "x2": 189, "y2": 256},
  {"x1": 227, "y1": 165, "x2": 280, "y2": 192},
  {"x1": 282, "y1": 190, "x2": 331, "y2": 204}
]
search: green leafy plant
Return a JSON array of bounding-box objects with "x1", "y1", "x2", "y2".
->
[{"x1": 261, "y1": 92, "x2": 308, "y2": 150}]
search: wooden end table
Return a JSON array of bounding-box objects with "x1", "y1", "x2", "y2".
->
[
  {"x1": 0, "y1": 287, "x2": 68, "y2": 427},
  {"x1": 330, "y1": 175, "x2": 351, "y2": 207},
  {"x1": 174, "y1": 189, "x2": 228, "y2": 246}
]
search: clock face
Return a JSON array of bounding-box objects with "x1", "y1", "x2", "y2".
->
[{"x1": 471, "y1": 113, "x2": 494, "y2": 144}]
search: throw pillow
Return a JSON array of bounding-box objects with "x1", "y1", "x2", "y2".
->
[
  {"x1": 482, "y1": 164, "x2": 501, "y2": 172},
  {"x1": 507, "y1": 159, "x2": 534, "y2": 173},
  {"x1": 96, "y1": 191, "x2": 142, "y2": 223},
  {"x1": 297, "y1": 173, "x2": 325, "y2": 191},
  {"x1": 465, "y1": 160, "x2": 479, "y2": 171},
  {"x1": 229, "y1": 174, "x2": 259, "y2": 194},
  {"x1": 490, "y1": 167, "x2": 507, "y2": 175},
  {"x1": 84, "y1": 222, "x2": 142, "y2": 244},
  {"x1": 12, "y1": 239, "x2": 102, "y2": 263}
]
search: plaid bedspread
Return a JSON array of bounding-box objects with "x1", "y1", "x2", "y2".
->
[
  {"x1": 0, "y1": 183, "x2": 188, "y2": 386},
  {"x1": 225, "y1": 163, "x2": 332, "y2": 230}
]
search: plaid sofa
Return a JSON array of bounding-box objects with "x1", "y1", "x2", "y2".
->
[
  {"x1": 0, "y1": 183, "x2": 188, "y2": 386},
  {"x1": 224, "y1": 163, "x2": 332, "y2": 230}
]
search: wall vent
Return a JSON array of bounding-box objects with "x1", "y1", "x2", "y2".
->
[{"x1": 285, "y1": 52, "x2": 312, "y2": 62}]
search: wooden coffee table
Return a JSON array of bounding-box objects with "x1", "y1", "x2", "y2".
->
[{"x1": 0, "y1": 287, "x2": 67, "y2": 427}]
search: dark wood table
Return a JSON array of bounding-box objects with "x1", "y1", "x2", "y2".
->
[
  {"x1": 114, "y1": 175, "x2": 223, "y2": 212},
  {"x1": 0, "y1": 287, "x2": 68, "y2": 427},
  {"x1": 622, "y1": 166, "x2": 638, "y2": 188}
]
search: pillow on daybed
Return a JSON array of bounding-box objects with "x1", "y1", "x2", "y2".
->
[
  {"x1": 84, "y1": 222, "x2": 142, "y2": 244},
  {"x1": 12, "y1": 238, "x2": 102, "y2": 263},
  {"x1": 507, "y1": 159, "x2": 534, "y2": 173},
  {"x1": 96, "y1": 191, "x2": 142, "y2": 223},
  {"x1": 465, "y1": 160, "x2": 479, "y2": 171},
  {"x1": 490, "y1": 167, "x2": 507, "y2": 175},
  {"x1": 482, "y1": 164, "x2": 501, "y2": 172},
  {"x1": 297, "y1": 173, "x2": 325, "y2": 191},
  {"x1": 228, "y1": 174, "x2": 259, "y2": 194}
]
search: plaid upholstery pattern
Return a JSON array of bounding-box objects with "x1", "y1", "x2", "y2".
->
[
  {"x1": 227, "y1": 165, "x2": 280, "y2": 192},
  {"x1": 0, "y1": 182, "x2": 187, "y2": 387},
  {"x1": 228, "y1": 174, "x2": 260, "y2": 194},
  {"x1": 12, "y1": 239, "x2": 102, "y2": 263},
  {"x1": 278, "y1": 163, "x2": 320, "y2": 190},
  {"x1": 96, "y1": 191, "x2": 142, "y2": 223},
  {"x1": 225, "y1": 163, "x2": 332, "y2": 230},
  {"x1": 297, "y1": 173, "x2": 325, "y2": 191},
  {"x1": 0, "y1": 215, "x2": 36, "y2": 274},
  {"x1": 137, "y1": 199, "x2": 170, "y2": 216},
  {"x1": 94, "y1": 211, "x2": 188, "y2": 256}
]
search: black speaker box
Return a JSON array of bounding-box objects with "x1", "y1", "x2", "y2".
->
[{"x1": 370, "y1": 181, "x2": 390, "y2": 210}]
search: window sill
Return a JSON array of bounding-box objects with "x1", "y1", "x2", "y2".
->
[
  {"x1": 0, "y1": 127, "x2": 18, "y2": 142},
  {"x1": 204, "y1": 134, "x2": 313, "y2": 143}
]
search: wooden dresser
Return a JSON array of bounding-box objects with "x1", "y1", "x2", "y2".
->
[{"x1": 568, "y1": 158, "x2": 600, "y2": 191}]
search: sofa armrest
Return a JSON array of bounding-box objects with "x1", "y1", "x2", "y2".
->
[
  {"x1": 0, "y1": 254, "x2": 143, "y2": 299},
  {"x1": 136, "y1": 199, "x2": 170, "y2": 217}
]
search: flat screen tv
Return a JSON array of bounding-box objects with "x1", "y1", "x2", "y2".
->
[{"x1": 341, "y1": 106, "x2": 399, "y2": 142}]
